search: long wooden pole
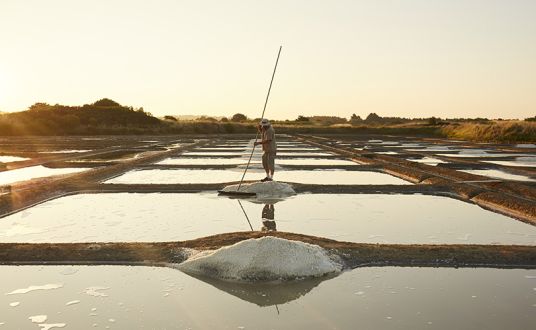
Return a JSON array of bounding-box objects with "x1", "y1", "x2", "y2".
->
[{"x1": 237, "y1": 46, "x2": 282, "y2": 191}]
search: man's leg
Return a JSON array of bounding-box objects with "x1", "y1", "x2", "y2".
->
[
  {"x1": 268, "y1": 153, "x2": 275, "y2": 179},
  {"x1": 261, "y1": 153, "x2": 270, "y2": 181}
]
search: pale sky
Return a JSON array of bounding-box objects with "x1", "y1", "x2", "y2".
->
[{"x1": 0, "y1": 0, "x2": 535, "y2": 120}]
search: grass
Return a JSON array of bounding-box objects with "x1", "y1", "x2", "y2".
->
[{"x1": 440, "y1": 121, "x2": 536, "y2": 143}]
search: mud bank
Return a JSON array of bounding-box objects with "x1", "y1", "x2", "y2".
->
[{"x1": 0, "y1": 232, "x2": 535, "y2": 269}]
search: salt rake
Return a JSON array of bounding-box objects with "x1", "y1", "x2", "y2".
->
[{"x1": 218, "y1": 46, "x2": 282, "y2": 197}]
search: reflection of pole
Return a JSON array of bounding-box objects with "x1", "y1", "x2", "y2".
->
[
  {"x1": 237, "y1": 200, "x2": 254, "y2": 231},
  {"x1": 275, "y1": 304, "x2": 280, "y2": 315}
]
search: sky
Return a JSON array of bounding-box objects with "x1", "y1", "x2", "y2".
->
[{"x1": 0, "y1": 0, "x2": 535, "y2": 120}]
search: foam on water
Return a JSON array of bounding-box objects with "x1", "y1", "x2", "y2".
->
[
  {"x1": 176, "y1": 236, "x2": 342, "y2": 281},
  {"x1": 29, "y1": 315, "x2": 48, "y2": 323},
  {"x1": 84, "y1": 287, "x2": 110, "y2": 297},
  {"x1": 38, "y1": 323, "x2": 66, "y2": 330},
  {"x1": 7, "y1": 284, "x2": 63, "y2": 295}
]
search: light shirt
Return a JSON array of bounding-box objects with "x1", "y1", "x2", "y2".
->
[{"x1": 261, "y1": 126, "x2": 277, "y2": 153}]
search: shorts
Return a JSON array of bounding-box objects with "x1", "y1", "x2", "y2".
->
[{"x1": 262, "y1": 152, "x2": 276, "y2": 171}]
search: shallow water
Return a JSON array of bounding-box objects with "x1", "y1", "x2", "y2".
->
[
  {"x1": 407, "y1": 157, "x2": 447, "y2": 166},
  {"x1": 105, "y1": 169, "x2": 409, "y2": 185},
  {"x1": 1, "y1": 265, "x2": 533, "y2": 329},
  {"x1": 197, "y1": 147, "x2": 245, "y2": 150},
  {"x1": 276, "y1": 158, "x2": 358, "y2": 166},
  {"x1": 460, "y1": 169, "x2": 535, "y2": 182},
  {"x1": 182, "y1": 151, "x2": 245, "y2": 156},
  {"x1": 277, "y1": 152, "x2": 334, "y2": 156},
  {"x1": 484, "y1": 157, "x2": 536, "y2": 167},
  {"x1": 156, "y1": 157, "x2": 248, "y2": 165},
  {"x1": 0, "y1": 166, "x2": 87, "y2": 186},
  {"x1": 0, "y1": 156, "x2": 29, "y2": 163},
  {"x1": 438, "y1": 152, "x2": 532, "y2": 158},
  {"x1": 1, "y1": 193, "x2": 534, "y2": 244},
  {"x1": 375, "y1": 151, "x2": 398, "y2": 155},
  {"x1": 39, "y1": 149, "x2": 92, "y2": 154}
]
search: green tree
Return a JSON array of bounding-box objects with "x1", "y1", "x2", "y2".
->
[
  {"x1": 164, "y1": 115, "x2": 177, "y2": 121},
  {"x1": 93, "y1": 98, "x2": 120, "y2": 107},
  {"x1": 29, "y1": 102, "x2": 52, "y2": 111},
  {"x1": 231, "y1": 113, "x2": 248, "y2": 122}
]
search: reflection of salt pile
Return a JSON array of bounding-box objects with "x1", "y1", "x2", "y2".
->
[
  {"x1": 221, "y1": 181, "x2": 296, "y2": 198},
  {"x1": 176, "y1": 237, "x2": 342, "y2": 281}
]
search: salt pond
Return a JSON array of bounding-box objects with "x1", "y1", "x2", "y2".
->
[
  {"x1": 277, "y1": 152, "x2": 334, "y2": 156},
  {"x1": 460, "y1": 169, "x2": 535, "y2": 182},
  {"x1": 407, "y1": 157, "x2": 447, "y2": 166},
  {"x1": 157, "y1": 158, "x2": 248, "y2": 165},
  {"x1": 182, "y1": 151, "x2": 245, "y2": 156},
  {"x1": 0, "y1": 265, "x2": 534, "y2": 329},
  {"x1": 0, "y1": 166, "x2": 87, "y2": 186},
  {"x1": 0, "y1": 156, "x2": 30, "y2": 163},
  {"x1": 39, "y1": 149, "x2": 92, "y2": 154},
  {"x1": 276, "y1": 158, "x2": 358, "y2": 166},
  {"x1": 484, "y1": 157, "x2": 536, "y2": 167},
  {"x1": 1, "y1": 193, "x2": 534, "y2": 245},
  {"x1": 105, "y1": 169, "x2": 409, "y2": 185}
]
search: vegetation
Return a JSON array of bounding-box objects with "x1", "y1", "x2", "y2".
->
[
  {"x1": 0, "y1": 99, "x2": 534, "y2": 142},
  {"x1": 0, "y1": 99, "x2": 160, "y2": 135},
  {"x1": 440, "y1": 121, "x2": 536, "y2": 143}
]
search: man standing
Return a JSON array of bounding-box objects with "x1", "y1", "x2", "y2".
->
[{"x1": 254, "y1": 118, "x2": 277, "y2": 182}]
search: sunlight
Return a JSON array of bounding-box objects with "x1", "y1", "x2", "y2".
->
[{"x1": 0, "y1": 70, "x2": 11, "y2": 108}]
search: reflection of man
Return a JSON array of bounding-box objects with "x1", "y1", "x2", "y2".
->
[
  {"x1": 254, "y1": 118, "x2": 277, "y2": 182},
  {"x1": 261, "y1": 204, "x2": 276, "y2": 232}
]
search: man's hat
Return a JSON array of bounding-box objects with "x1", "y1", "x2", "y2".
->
[{"x1": 260, "y1": 118, "x2": 271, "y2": 127}]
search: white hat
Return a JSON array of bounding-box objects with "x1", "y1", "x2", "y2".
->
[{"x1": 260, "y1": 118, "x2": 271, "y2": 126}]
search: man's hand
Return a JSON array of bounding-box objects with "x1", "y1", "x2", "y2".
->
[{"x1": 254, "y1": 141, "x2": 262, "y2": 146}]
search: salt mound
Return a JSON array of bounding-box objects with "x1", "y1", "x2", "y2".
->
[
  {"x1": 176, "y1": 236, "x2": 342, "y2": 281},
  {"x1": 221, "y1": 181, "x2": 296, "y2": 198}
]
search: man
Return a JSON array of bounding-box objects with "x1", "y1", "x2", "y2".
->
[{"x1": 254, "y1": 118, "x2": 277, "y2": 182}]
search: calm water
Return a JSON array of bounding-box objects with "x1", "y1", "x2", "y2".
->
[
  {"x1": 460, "y1": 169, "x2": 535, "y2": 182},
  {"x1": 1, "y1": 193, "x2": 534, "y2": 245},
  {"x1": 104, "y1": 169, "x2": 409, "y2": 185},
  {"x1": 0, "y1": 166, "x2": 87, "y2": 186},
  {"x1": 1, "y1": 265, "x2": 534, "y2": 329}
]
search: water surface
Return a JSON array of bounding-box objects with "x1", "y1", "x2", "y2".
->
[
  {"x1": 0, "y1": 266, "x2": 534, "y2": 330},
  {"x1": 105, "y1": 169, "x2": 409, "y2": 185},
  {"x1": 0, "y1": 166, "x2": 87, "y2": 186},
  {"x1": 1, "y1": 193, "x2": 534, "y2": 244}
]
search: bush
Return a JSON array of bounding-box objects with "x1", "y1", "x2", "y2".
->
[{"x1": 231, "y1": 113, "x2": 248, "y2": 122}]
